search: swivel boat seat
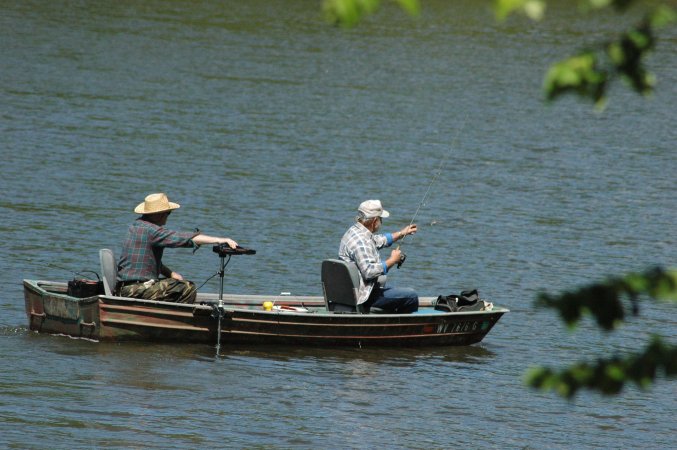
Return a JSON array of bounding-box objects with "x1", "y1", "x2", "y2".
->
[
  {"x1": 99, "y1": 248, "x2": 118, "y2": 296},
  {"x1": 321, "y1": 259, "x2": 361, "y2": 312},
  {"x1": 321, "y1": 259, "x2": 386, "y2": 313}
]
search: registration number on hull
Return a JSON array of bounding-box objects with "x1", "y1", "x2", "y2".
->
[{"x1": 423, "y1": 320, "x2": 490, "y2": 334}]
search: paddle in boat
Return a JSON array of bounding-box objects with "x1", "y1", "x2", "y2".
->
[{"x1": 23, "y1": 244, "x2": 508, "y2": 347}]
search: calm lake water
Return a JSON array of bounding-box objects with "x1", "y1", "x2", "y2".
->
[{"x1": 1, "y1": 1, "x2": 675, "y2": 448}]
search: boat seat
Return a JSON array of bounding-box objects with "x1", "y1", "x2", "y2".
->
[
  {"x1": 99, "y1": 248, "x2": 117, "y2": 296},
  {"x1": 321, "y1": 259, "x2": 387, "y2": 314},
  {"x1": 321, "y1": 259, "x2": 361, "y2": 313}
]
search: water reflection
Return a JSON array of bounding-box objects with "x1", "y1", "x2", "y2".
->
[
  {"x1": 217, "y1": 342, "x2": 496, "y2": 366},
  {"x1": 14, "y1": 328, "x2": 495, "y2": 368}
]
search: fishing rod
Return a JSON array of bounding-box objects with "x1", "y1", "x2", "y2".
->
[{"x1": 396, "y1": 115, "x2": 468, "y2": 268}]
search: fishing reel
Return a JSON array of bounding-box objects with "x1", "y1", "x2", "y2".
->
[{"x1": 397, "y1": 252, "x2": 407, "y2": 269}]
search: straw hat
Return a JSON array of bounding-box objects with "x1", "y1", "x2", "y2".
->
[{"x1": 134, "y1": 193, "x2": 180, "y2": 214}]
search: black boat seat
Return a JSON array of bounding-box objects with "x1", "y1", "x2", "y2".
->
[
  {"x1": 321, "y1": 259, "x2": 385, "y2": 314},
  {"x1": 99, "y1": 248, "x2": 117, "y2": 296}
]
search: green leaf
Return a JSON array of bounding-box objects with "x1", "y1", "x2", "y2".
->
[
  {"x1": 650, "y1": 5, "x2": 677, "y2": 29},
  {"x1": 535, "y1": 267, "x2": 677, "y2": 329},
  {"x1": 323, "y1": 0, "x2": 381, "y2": 27},
  {"x1": 523, "y1": 0, "x2": 546, "y2": 20},
  {"x1": 394, "y1": 0, "x2": 421, "y2": 17},
  {"x1": 605, "y1": 363, "x2": 625, "y2": 381},
  {"x1": 583, "y1": 0, "x2": 614, "y2": 10},
  {"x1": 495, "y1": 0, "x2": 546, "y2": 21},
  {"x1": 543, "y1": 52, "x2": 608, "y2": 108},
  {"x1": 323, "y1": 0, "x2": 420, "y2": 27},
  {"x1": 647, "y1": 268, "x2": 677, "y2": 301},
  {"x1": 627, "y1": 29, "x2": 651, "y2": 49},
  {"x1": 526, "y1": 337, "x2": 677, "y2": 398}
]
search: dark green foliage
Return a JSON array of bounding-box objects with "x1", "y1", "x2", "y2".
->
[
  {"x1": 323, "y1": 0, "x2": 419, "y2": 27},
  {"x1": 544, "y1": 5, "x2": 676, "y2": 107},
  {"x1": 536, "y1": 267, "x2": 677, "y2": 330},
  {"x1": 609, "y1": 0, "x2": 637, "y2": 12},
  {"x1": 526, "y1": 336, "x2": 677, "y2": 398},
  {"x1": 543, "y1": 52, "x2": 608, "y2": 108},
  {"x1": 610, "y1": 20, "x2": 655, "y2": 94},
  {"x1": 323, "y1": 0, "x2": 382, "y2": 28},
  {"x1": 529, "y1": 267, "x2": 677, "y2": 398}
]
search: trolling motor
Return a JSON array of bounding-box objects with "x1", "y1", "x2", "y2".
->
[
  {"x1": 212, "y1": 244, "x2": 256, "y2": 300},
  {"x1": 212, "y1": 244, "x2": 257, "y2": 257},
  {"x1": 211, "y1": 243, "x2": 256, "y2": 354}
]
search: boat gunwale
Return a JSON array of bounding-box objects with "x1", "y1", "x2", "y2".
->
[
  {"x1": 24, "y1": 279, "x2": 510, "y2": 319},
  {"x1": 23, "y1": 279, "x2": 509, "y2": 346}
]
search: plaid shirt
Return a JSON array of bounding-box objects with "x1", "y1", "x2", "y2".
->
[
  {"x1": 338, "y1": 222, "x2": 394, "y2": 304},
  {"x1": 117, "y1": 218, "x2": 198, "y2": 282}
]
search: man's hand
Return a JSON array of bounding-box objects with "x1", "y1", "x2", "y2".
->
[
  {"x1": 221, "y1": 238, "x2": 238, "y2": 249},
  {"x1": 391, "y1": 247, "x2": 402, "y2": 261},
  {"x1": 386, "y1": 247, "x2": 405, "y2": 269},
  {"x1": 398, "y1": 224, "x2": 417, "y2": 239}
]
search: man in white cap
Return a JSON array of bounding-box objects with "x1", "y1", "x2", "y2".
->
[
  {"x1": 338, "y1": 199, "x2": 418, "y2": 313},
  {"x1": 117, "y1": 193, "x2": 239, "y2": 303}
]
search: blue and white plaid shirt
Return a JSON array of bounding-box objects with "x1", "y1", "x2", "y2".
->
[{"x1": 338, "y1": 222, "x2": 394, "y2": 304}]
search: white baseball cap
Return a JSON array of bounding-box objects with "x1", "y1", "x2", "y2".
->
[{"x1": 358, "y1": 199, "x2": 390, "y2": 219}]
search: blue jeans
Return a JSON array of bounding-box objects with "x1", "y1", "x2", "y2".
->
[{"x1": 363, "y1": 285, "x2": 419, "y2": 314}]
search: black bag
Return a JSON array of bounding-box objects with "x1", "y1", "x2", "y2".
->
[
  {"x1": 434, "y1": 289, "x2": 480, "y2": 312},
  {"x1": 434, "y1": 294, "x2": 460, "y2": 312},
  {"x1": 67, "y1": 278, "x2": 104, "y2": 298},
  {"x1": 458, "y1": 289, "x2": 480, "y2": 306}
]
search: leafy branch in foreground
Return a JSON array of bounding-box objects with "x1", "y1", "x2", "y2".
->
[
  {"x1": 323, "y1": 0, "x2": 420, "y2": 28},
  {"x1": 536, "y1": 267, "x2": 677, "y2": 330},
  {"x1": 543, "y1": 5, "x2": 676, "y2": 109},
  {"x1": 526, "y1": 335, "x2": 677, "y2": 398},
  {"x1": 527, "y1": 267, "x2": 677, "y2": 398}
]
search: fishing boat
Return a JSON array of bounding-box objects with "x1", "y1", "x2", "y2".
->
[{"x1": 22, "y1": 247, "x2": 508, "y2": 347}]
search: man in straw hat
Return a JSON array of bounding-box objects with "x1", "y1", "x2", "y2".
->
[
  {"x1": 338, "y1": 199, "x2": 418, "y2": 313},
  {"x1": 116, "y1": 193, "x2": 239, "y2": 303}
]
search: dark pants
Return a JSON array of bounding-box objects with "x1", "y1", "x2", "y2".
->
[
  {"x1": 118, "y1": 279, "x2": 197, "y2": 303},
  {"x1": 363, "y1": 285, "x2": 419, "y2": 314}
]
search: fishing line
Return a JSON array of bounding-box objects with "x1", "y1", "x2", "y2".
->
[
  {"x1": 399, "y1": 115, "x2": 468, "y2": 249},
  {"x1": 15, "y1": 256, "x2": 101, "y2": 280}
]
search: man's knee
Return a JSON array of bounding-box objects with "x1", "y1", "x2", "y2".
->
[
  {"x1": 403, "y1": 287, "x2": 418, "y2": 301},
  {"x1": 402, "y1": 288, "x2": 419, "y2": 313},
  {"x1": 381, "y1": 288, "x2": 419, "y2": 313},
  {"x1": 179, "y1": 281, "x2": 197, "y2": 303},
  {"x1": 172, "y1": 280, "x2": 196, "y2": 303},
  {"x1": 152, "y1": 279, "x2": 196, "y2": 303}
]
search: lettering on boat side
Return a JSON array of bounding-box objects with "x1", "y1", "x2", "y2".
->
[{"x1": 434, "y1": 320, "x2": 481, "y2": 334}]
